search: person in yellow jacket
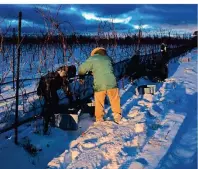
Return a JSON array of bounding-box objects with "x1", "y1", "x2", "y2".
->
[{"x1": 78, "y1": 47, "x2": 122, "y2": 123}]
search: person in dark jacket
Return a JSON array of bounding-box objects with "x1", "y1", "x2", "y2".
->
[
  {"x1": 37, "y1": 71, "x2": 61, "y2": 134},
  {"x1": 37, "y1": 65, "x2": 77, "y2": 134},
  {"x1": 161, "y1": 42, "x2": 167, "y2": 53},
  {"x1": 78, "y1": 47, "x2": 122, "y2": 123},
  {"x1": 161, "y1": 41, "x2": 169, "y2": 64}
]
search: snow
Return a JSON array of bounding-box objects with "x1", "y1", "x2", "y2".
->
[
  {"x1": 0, "y1": 48, "x2": 197, "y2": 169},
  {"x1": 0, "y1": 113, "x2": 93, "y2": 169}
]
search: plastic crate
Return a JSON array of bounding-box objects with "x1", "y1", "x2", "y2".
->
[{"x1": 136, "y1": 85, "x2": 156, "y2": 95}]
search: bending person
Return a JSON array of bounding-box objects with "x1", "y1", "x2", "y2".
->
[{"x1": 78, "y1": 47, "x2": 122, "y2": 124}]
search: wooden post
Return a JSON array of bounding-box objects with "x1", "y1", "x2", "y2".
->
[
  {"x1": 15, "y1": 11, "x2": 22, "y2": 145},
  {"x1": 13, "y1": 28, "x2": 16, "y2": 90}
]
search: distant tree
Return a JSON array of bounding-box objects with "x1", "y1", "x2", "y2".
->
[{"x1": 193, "y1": 31, "x2": 198, "y2": 36}]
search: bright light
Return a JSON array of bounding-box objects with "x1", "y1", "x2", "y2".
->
[
  {"x1": 82, "y1": 12, "x2": 132, "y2": 24},
  {"x1": 82, "y1": 12, "x2": 97, "y2": 20},
  {"x1": 133, "y1": 24, "x2": 150, "y2": 29}
]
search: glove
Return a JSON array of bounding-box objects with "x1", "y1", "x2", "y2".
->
[
  {"x1": 79, "y1": 75, "x2": 85, "y2": 80},
  {"x1": 79, "y1": 74, "x2": 85, "y2": 84},
  {"x1": 79, "y1": 79, "x2": 85, "y2": 84},
  {"x1": 87, "y1": 71, "x2": 93, "y2": 75}
]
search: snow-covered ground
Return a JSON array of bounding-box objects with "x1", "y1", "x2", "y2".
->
[
  {"x1": 0, "y1": 48, "x2": 197, "y2": 169},
  {"x1": 0, "y1": 44, "x2": 177, "y2": 131}
]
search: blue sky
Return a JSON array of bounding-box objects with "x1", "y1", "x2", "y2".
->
[{"x1": 0, "y1": 4, "x2": 197, "y2": 35}]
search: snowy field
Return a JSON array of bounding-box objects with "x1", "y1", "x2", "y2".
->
[
  {"x1": 0, "y1": 48, "x2": 197, "y2": 169},
  {"x1": 0, "y1": 44, "x2": 166, "y2": 131}
]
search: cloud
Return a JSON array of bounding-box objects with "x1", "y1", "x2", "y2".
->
[
  {"x1": 4, "y1": 18, "x2": 41, "y2": 27},
  {"x1": 69, "y1": 7, "x2": 77, "y2": 11},
  {"x1": 133, "y1": 24, "x2": 151, "y2": 29},
  {"x1": 112, "y1": 7, "x2": 161, "y2": 29},
  {"x1": 81, "y1": 12, "x2": 132, "y2": 24},
  {"x1": 80, "y1": 6, "x2": 159, "y2": 32},
  {"x1": 160, "y1": 24, "x2": 197, "y2": 33},
  {"x1": 0, "y1": 4, "x2": 196, "y2": 34},
  {"x1": 140, "y1": 23, "x2": 197, "y2": 36}
]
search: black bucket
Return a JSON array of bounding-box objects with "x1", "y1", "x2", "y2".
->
[{"x1": 80, "y1": 102, "x2": 95, "y2": 117}]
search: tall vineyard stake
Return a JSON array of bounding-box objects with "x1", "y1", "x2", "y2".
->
[
  {"x1": 15, "y1": 11, "x2": 22, "y2": 145},
  {"x1": 137, "y1": 28, "x2": 142, "y2": 54},
  {"x1": 12, "y1": 28, "x2": 16, "y2": 90}
]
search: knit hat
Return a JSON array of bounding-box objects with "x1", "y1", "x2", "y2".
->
[{"x1": 90, "y1": 47, "x2": 106, "y2": 56}]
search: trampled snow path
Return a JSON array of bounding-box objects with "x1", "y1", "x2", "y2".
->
[
  {"x1": 0, "y1": 48, "x2": 197, "y2": 169},
  {"x1": 47, "y1": 48, "x2": 197, "y2": 169}
]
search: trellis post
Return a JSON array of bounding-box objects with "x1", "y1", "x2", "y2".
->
[{"x1": 15, "y1": 11, "x2": 22, "y2": 145}]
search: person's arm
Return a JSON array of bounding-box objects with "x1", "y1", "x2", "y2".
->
[{"x1": 78, "y1": 58, "x2": 93, "y2": 76}]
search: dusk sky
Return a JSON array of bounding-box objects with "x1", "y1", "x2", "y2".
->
[{"x1": 0, "y1": 4, "x2": 197, "y2": 35}]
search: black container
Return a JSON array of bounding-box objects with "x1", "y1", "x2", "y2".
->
[
  {"x1": 54, "y1": 108, "x2": 79, "y2": 130},
  {"x1": 80, "y1": 104, "x2": 95, "y2": 117}
]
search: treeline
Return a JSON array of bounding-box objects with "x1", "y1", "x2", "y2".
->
[{"x1": 3, "y1": 33, "x2": 196, "y2": 46}]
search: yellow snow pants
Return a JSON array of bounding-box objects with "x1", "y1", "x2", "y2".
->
[{"x1": 94, "y1": 88, "x2": 121, "y2": 121}]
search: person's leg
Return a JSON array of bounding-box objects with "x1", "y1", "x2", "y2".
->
[
  {"x1": 50, "y1": 113, "x2": 55, "y2": 127},
  {"x1": 94, "y1": 90, "x2": 106, "y2": 121},
  {"x1": 43, "y1": 103, "x2": 55, "y2": 134},
  {"x1": 107, "y1": 88, "x2": 122, "y2": 123},
  {"x1": 43, "y1": 112, "x2": 50, "y2": 134},
  {"x1": 50, "y1": 103, "x2": 57, "y2": 127}
]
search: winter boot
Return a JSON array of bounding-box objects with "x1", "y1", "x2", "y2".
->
[{"x1": 114, "y1": 114, "x2": 122, "y2": 124}]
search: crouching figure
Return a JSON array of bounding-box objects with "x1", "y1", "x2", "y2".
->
[{"x1": 37, "y1": 65, "x2": 76, "y2": 134}]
